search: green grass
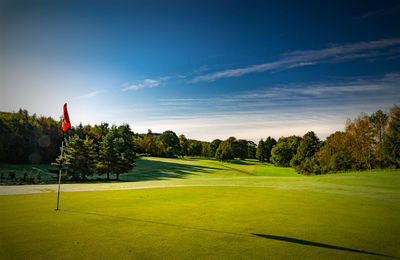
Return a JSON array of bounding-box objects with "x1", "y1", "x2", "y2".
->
[{"x1": 1, "y1": 157, "x2": 400, "y2": 259}]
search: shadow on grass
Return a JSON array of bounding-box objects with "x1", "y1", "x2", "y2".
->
[
  {"x1": 0, "y1": 158, "x2": 222, "y2": 184},
  {"x1": 60, "y1": 209, "x2": 398, "y2": 259},
  {"x1": 116, "y1": 158, "x2": 221, "y2": 182},
  {"x1": 227, "y1": 160, "x2": 261, "y2": 166},
  {"x1": 252, "y1": 233, "x2": 398, "y2": 258}
]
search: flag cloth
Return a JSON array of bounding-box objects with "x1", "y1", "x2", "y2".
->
[{"x1": 62, "y1": 103, "x2": 71, "y2": 132}]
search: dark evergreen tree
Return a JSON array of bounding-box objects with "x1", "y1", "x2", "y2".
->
[
  {"x1": 179, "y1": 134, "x2": 188, "y2": 158},
  {"x1": 264, "y1": 137, "x2": 277, "y2": 162},
  {"x1": 256, "y1": 139, "x2": 265, "y2": 162},
  {"x1": 383, "y1": 105, "x2": 400, "y2": 167}
]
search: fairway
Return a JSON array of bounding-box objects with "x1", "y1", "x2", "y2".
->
[{"x1": 1, "y1": 157, "x2": 400, "y2": 259}]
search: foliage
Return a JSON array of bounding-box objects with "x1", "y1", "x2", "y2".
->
[
  {"x1": 54, "y1": 135, "x2": 97, "y2": 180},
  {"x1": 256, "y1": 139, "x2": 265, "y2": 162},
  {"x1": 234, "y1": 139, "x2": 248, "y2": 160},
  {"x1": 179, "y1": 134, "x2": 188, "y2": 157},
  {"x1": 188, "y1": 140, "x2": 202, "y2": 156},
  {"x1": 256, "y1": 137, "x2": 277, "y2": 162},
  {"x1": 201, "y1": 142, "x2": 211, "y2": 157},
  {"x1": 264, "y1": 137, "x2": 277, "y2": 162},
  {"x1": 97, "y1": 125, "x2": 136, "y2": 180},
  {"x1": 345, "y1": 114, "x2": 375, "y2": 169},
  {"x1": 157, "y1": 130, "x2": 180, "y2": 157},
  {"x1": 209, "y1": 139, "x2": 222, "y2": 157},
  {"x1": 271, "y1": 136, "x2": 301, "y2": 167},
  {"x1": 383, "y1": 105, "x2": 400, "y2": 167},
  {"x1": 370, "y1": 110, "x2": 388, "y2": 167},
  {"x1": 290, "y1": 131, "x2": 320, "y2": 167},
  {"x1": 0, "y1": 110, "x2": 62, "y2": 164},
  {"x1": 247, "y1": 141, "x2": 257, "y2": 159},
  {"x1": 215, "y1": 139, "x2": 234, "y2": 161}
]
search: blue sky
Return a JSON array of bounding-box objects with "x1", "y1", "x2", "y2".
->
[{"x1": 1, "y1": 0, "x2": 400, "y2": 141}]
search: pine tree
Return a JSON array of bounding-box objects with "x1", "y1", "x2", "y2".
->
[
  {"x1": 383, "y1": 105, "x2": 400, "y2": 167},
  {"x1": 53, "y1": 135, "x2": 97, "y2": 181},
  {"x1": 96, "y1": 125, "x2": 136, "y2": 180},
  {"x1": 256, "y1": 139, "x2": 265, "y2": 162}
]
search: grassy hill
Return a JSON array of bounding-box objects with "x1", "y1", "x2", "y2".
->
[{"x1": 1, "y1": 157, "x2": 399, "y2": 259}]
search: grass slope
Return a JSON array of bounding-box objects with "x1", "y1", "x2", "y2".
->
[{"x1": 1, "y1": 157, "x2": 400, "y2": 259}]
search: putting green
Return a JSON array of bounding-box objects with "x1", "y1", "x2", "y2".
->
[{"x1": 1, "y1": 157, "x2": 399, "y2": 259}]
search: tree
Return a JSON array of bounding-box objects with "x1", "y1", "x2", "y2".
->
[
  {"x1": 188, "y1": 140, "x2": 202, "y2": 156},
  {"x1": 96, "y1": 125, "x2": 136, "y2": 180},
  {"x1": 143, "y1": 130, "x2": 157, "y2": 155},
  {"x1": 383, "y1": 105, "x2": 400, "y2": 167},
  {"x1": 271, "y1": 136, "x2": 301, "y2": 167},
  {"x1": 201, "y1": 142, "x2": 211, "y2": 157},
  {"x1": 315, "y1": 131, "x2": 353, "y2": 173},
  {"x1": 96, "y1": 130, "x2": 117, "y2": 180},
  {"x1": 54, "y1": 135, "x2": 97, "y2": 180},
  {"x1": 247, "y1": 141, "x2": 257, "y2": 159},
  {"x1": 235, "y1": 139, "x2": 248, "y2": 160},
  {"x1": 345, "y1": 114, "x2": 374, "y2": 169},
  {"x1": 291, "y1": 131, "x2": 320, "y2": 167},
  {"x1": 264, "y1": 137, "x2": 277, "y2": 162},
  {"x1": 113, "y1": 125, "x2": 136, "y2": 180},
  {"x1": 209, "y1": 139, "x2": 222, "y2": 157},
  {"x1": 215, "y1": 140, "x2": 234, "y2": 161},
  {"x1": 370, "y1": 110, "x2": 388, "y2": 167},
  {"x1": 157, "y1": 130, "x2": 180, "y2": 157},
  {"x1": 179, "y1": 134, "x2": 188, "y2": 158},
  {"x1": 256, "y1": 139, "x2": 266, "y2": 162}
]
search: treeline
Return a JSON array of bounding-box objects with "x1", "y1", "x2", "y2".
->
[
  {"x1": 1, "y1": 105, "x2": 399, "y2": 177},
  {"x1": 263, "y1": 106, "x2": 399, "y2": 174},
  {"x1": 134, "y1": 131, "x2": 257, "y2": 160}
]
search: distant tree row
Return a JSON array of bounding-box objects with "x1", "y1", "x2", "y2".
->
[
  {"x1": 256, "y1": 105, "x2": 399, "y2": 174},
  {"x1": 291, "y1": 106, "x2": 400, "y2": 174}
]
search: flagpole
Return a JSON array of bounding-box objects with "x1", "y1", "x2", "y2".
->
[{"x1": 56, "y1": 132, "x2": 64, "y2": 211}]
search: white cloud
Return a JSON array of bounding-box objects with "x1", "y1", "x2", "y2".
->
[
  {"x1": 191, "y1": 38, "x2": 400, "y2": 82},
  {"x1": 75, "y1": 90, "x2": 104, "y2": 99},
  {"x1": 163, "y1": 73, "x2": 400, "y2": 106},
  {"x1": 122, "y1": 79, "x2": 160, "y2": 91}
]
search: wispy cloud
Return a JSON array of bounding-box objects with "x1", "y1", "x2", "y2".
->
[
  {"x1": 162, "y1": 73, "x2": 400, "y2": 111},
  {"x1": 360, "y1": 4, "x2": 400, "y2": 19},
  {"x1": 75, "y1": 90, "x2": 104, "y2": 99},
  {"x1": 191, "y1": 38, "x2": 400, "y2": 82},
  {"x1": 122, "y1": 79, "x2": 160, "y2": 91}
]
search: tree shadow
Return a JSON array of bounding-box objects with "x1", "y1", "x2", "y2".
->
[
  {"x1": 115, "y1": 158, "x2": 222, "y2": 182},
  {"x1": 252, "y1": 233, "x2": 398, "y2": 258},
  {"x1": 228, "y1": 160, "x2": 257, "y2": 166}
]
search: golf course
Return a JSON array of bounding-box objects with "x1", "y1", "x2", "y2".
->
[{"x1": 1, "y1": 157, "x2": 399, "y2": 259}]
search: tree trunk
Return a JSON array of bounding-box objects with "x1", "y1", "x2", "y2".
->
[
  {"x1": 107, "y1": 172, "x2": 110, "y2": 180},
  {"x1": 116, "y1": 173, "x2": 120, "y2": 181}
]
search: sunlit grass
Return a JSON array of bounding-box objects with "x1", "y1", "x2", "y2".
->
[{"x1": 1, "y1": 157, "x2": 399, "y2": 259}]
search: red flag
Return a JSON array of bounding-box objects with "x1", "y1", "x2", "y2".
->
[{"x1": 62, "y1": 103, "x2": 71, "y2": 132}]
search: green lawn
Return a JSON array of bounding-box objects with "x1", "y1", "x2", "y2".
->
[{"x1": 1, "y1": 157, "x2": 400, "y2": 259}]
